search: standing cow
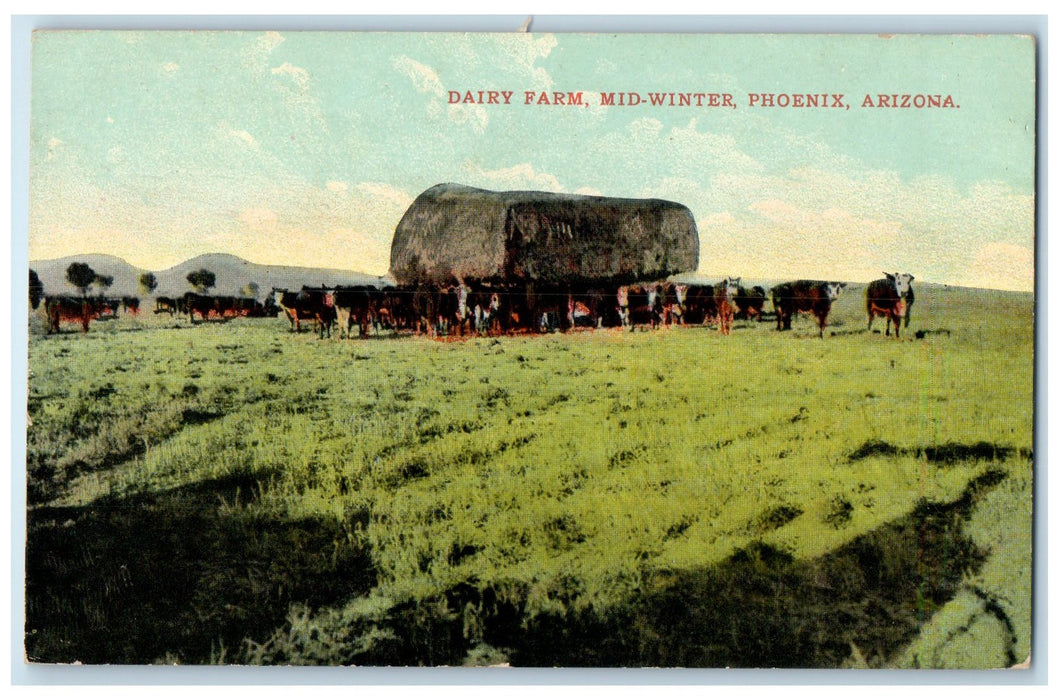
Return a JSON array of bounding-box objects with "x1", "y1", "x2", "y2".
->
[
  {"x1": 618, "y1": 283, "x2": 663, "y2": 330},
  {"x1": 772, "y1": 280, "x2": 846, "y2": 338},
  {"x1": 714, "y1": 277, "x2": 740, "y2": 336},
  {"x1": 866, "y1": 272, "x2": 915, "y2": 338},
  {"x1": 681, "y1": 284, "x2": 718, "y2": 326},
  {"x1": 734, "y1": 285, "x2": 767, "y2": 321},
  {"x1": 270, "y1": 287, "x2": 336, "y2": 338}
]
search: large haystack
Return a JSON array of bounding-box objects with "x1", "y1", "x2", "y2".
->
[{"x1": 390, "y1": 183, "x2": 699, "y2": 286}]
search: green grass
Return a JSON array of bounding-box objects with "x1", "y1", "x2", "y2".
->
[{"x1": 24, "y1": 284, "x2": 1034, "y2": 666}]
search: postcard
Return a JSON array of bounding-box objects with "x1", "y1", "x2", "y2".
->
[{"x1": 23, "y1": 29, "x2": 1036, "y2": 669}]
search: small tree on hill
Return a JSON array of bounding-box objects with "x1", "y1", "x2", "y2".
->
[
  {"x1": 186, "y1": 268, "x2": 216, "y2": 294},
  {"x1": 139, "y1": 272, "x2": 159, "y2": 296},
  {"x1": 29, "y1": 269, "x2": 44, "y2": 310},
  {"x1": 66, "y1": 262, "x2": 97, "y2": 296},
  {"x1": 240, "y1": 282, "x2": 260, "y2": 299},
  {"x1": 93, "y1": 274, "x2": 114, "y2": 295}
]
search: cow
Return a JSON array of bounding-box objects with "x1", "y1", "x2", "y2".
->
[
  {"x1": 681, "y1": 283, "x2": 718, "y2": 326},
  {"x1": 866, "y1": 272, "x2": 915, "y2": 338},
  {"x1": 42, "y1": 295, "x2": 94, "y2": 334},
  {"x1": 618, "y1": 283, "x2": 663, "y2": 330},
  {"x1": 712, "y1": 277, "x2": 740, "y2": 335},
  {"x1": 121, "y1": 296, "x2": 140, "y2": 316},
  {"x1": 271, "y1": 287, "x2": 336, "y2": 338},
  {"x1": 182, "y1": 292, "x2": 216, "y2": 323},
  {"x1": 471, "y1": 288, "x2": 504, "y2": 335},
  {"x1": 431, "y1": 284, "x2": 471, "y2": 336},
  {"x1": 155, "y1": 296, "x2": 177, "y2": 315},
  {"x1": 772, "y1": 280, "x2": 846, "y2": 338},
  {"x1": 734, "y1": 285, "x2": 767, "y2": 321},
  {"x1": 659, "y1": 282, "x2": 689, "y2": 326},
  {"x1": 332, "y1": 285, "x2": 378, "y2": 338},
  {"x1": 236, "y1": 297, "x2": 266, "y2": 317}
]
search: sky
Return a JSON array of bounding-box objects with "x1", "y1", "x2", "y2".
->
[{"x1": 28, "y1": 31, "x2": 1037, "y2": 291}]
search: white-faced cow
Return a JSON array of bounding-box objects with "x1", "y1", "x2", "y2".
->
[
  {"x1": 866, "y1": 272, "x2": 915, "y2": 338},
  {"x1": 772, "y1": 280, "x2": 846, "y2": 338},
  {"x1": 618, "y1": 283, "x2": 663, "y2": 330}
]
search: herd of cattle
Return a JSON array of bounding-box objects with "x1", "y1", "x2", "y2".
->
[{"x1": 39, "y1": 273, "x2": 916, "y2": 340}]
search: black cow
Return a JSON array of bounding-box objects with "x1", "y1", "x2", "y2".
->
[
  {"x1": 271, "y1": 288, "x2": 336, "y2": 338},
  {"x1": 155, "y1": 296, "x2": 177, "y2": 315},
  {"x1": 734, "y1": 285, "x2": 767, "y2": 321},
  {"x1": 772, "y1": 280, "x2": 846, "y2": 338},
  {"x1": 681, "y1": 284, "x2": 718, "y2": 326},
  {"x1": 121, "y1": 296, "x2": 140, "y2": 315},
  {"x1": 182, "y1": 292, "x2": 216, "y2": 322},
  {"x1": 866, "y1": 272, "x2": 915, "y2": 338},
  {"x1": 332, "y1": 285, "x2": 379, "y2": 338}
]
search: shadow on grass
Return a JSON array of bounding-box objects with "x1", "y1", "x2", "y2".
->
[
  {"x1": 25, "y1": 469, "x2": 374, "y2": 664},
  {"x1": 368, "y1": 468, "x2": 1010, "y2": 668},
  {"x1": 849, "y1": 440, "x2": 1032, "y2": 464}
]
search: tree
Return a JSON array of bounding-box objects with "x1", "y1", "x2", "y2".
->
[
  {"x1": 139, "y1": 272, "x2": 158, "y2": 296},
  {"x1": 186, "y1": 268, "x2": 216, "y2": 293},
  {"x1": 66, "y1": 262, "x2": 96, "y2": 296},
  {"x1": 93, "y1": 274, "x2": 114, "y2": 294},
  {"x1": 240, "y1": 282, "x2": 260, "y2": 299},
  {"x1": 29, "y1": 269, "x2": 44, "y2": 310}
]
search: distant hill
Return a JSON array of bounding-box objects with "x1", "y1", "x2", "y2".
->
[{"x1": 28, "y1": 253, "x2": 391, "y2": 299}]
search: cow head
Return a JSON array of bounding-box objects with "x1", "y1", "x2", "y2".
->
[
  {"x1": 886, "y1": 272, "x2": 915, "y2": 298},
  {"x1": 826, "y1": 282, "x2": 846, "y2": 301},
  {"x1": 675, "y1": 284, "x2": 689, "y2": 306}
]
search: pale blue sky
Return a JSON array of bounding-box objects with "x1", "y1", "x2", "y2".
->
[{"x1": 29, "y1": 31, "x2": 1036, "y2": 290}]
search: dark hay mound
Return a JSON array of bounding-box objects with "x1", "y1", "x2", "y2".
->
[{"x1": 390, "y1": 183, "x2": 699, "y2": 286}]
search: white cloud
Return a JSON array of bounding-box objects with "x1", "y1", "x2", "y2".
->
[
  {"x1": 271, "y1": 62, "x2": 310, "y2": 91},
  {"x1": 45, "y1": 137, "x2": 64, "y2": 161},
  {"x1": 355, "y1": 182, "x2": 413, "y2": 208},
  {"x1": 393, "y1": 56, "x2": 444, "y2": 97},
  {"x1": 492, "y1": 33, "x2": 557, "y2": 91},
  {"x1": 326, "y1": 181, "x2": 349, "y2": 193},
  {"x1": 463, "y1": 162, "x2": 563, "y2": 192},
  {"x1": 446, "y1": 102, "x2": 488, "y2": 133},
  {"x1": 228, "y1": 129, "x2": 258, "y2": 149},
  {"x1": 394, "y1": 55, "x2": 489, "y2": 133},
  {"x1": 162, "y1": 61, "x2": 180, "y2": 74}
]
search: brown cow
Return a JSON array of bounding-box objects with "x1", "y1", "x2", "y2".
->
[
  {"x1": 714, "y1": 277, "x2": 740, "y2": 336},
  {"x1": 43, "y1": 296, "x2": 93, "y2": 334},
  {"x1": 866, "y1": 272, "x2": 914, "y2": 338}
]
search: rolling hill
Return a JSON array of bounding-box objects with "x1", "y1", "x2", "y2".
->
[{"x1": 28, "y1": 253, "x2": 391, "y2": 299}]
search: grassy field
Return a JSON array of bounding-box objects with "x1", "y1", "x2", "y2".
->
[{"x1": 24, "y1": 283, "x2": 1034, "y2": 667}]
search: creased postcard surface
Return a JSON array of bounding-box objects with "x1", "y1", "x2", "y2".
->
[{"x1": 26, "y1": 31, "x2": 1035, "y2": 668}]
